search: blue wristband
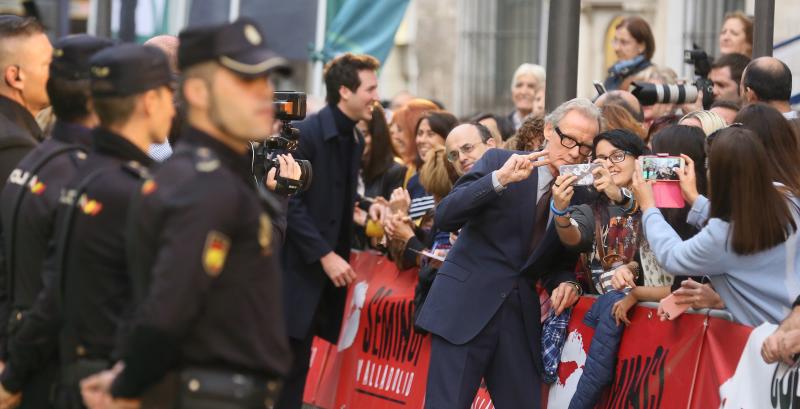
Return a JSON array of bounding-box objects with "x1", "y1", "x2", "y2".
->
[{"x1": 550, "y1": 199, "x2": 569, "y2": 216}]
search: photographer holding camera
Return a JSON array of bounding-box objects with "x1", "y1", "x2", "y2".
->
[
  {"x1": 80, "y1": 19, "x2": 302, "y2": 409},
  {"x1": 278, "y1": 53, "x2": 380, "y2": 409}
]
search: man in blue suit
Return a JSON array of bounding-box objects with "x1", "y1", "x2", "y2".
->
[
  {"x1": 277, "y1": 53, "x2": 380, "y2": 409},
  {"x1": 417, "y1": 98, "x2": 602, "y2": 408}
]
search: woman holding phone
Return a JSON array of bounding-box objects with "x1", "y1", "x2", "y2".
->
[
  {"x1": 553, "y1": 129, "x2": 648, "y2": 297},
  {"x1": 633, "y1": 127, "x2": 800, "y2": 327}
]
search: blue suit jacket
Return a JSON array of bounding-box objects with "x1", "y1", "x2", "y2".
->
[
  {"x1": 281, "y1": 105, "x2": 364, "y2": 343},
  {"x1": 415, "y1": 148, "x2": 578, "y2": 373}
]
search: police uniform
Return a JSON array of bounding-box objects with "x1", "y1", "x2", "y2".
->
[
  {"x1": 0, "y1": 35, "x2": 112, "y2": 409},
  {"x1": 109, "y1": 19, "x2": 292, "y2": 409},
  {"x1": 1, "y1": 43, "x2": 171, "y2": 409}
]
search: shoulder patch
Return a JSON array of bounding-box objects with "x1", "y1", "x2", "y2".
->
[
  {"x1": 141, "y1": 179, "x2": 157, "y2": 195},
  {"x1": 195, "y1": 147, "x2": 220, "y2": 173},
  {"x1": 202, "y1": 231, "x2": 230, "y2": 277},
  {"x1": 122, "y1": 160, "x2": 151, "y2": 179}
]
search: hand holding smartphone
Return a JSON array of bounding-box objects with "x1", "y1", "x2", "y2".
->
[
  {"x1": 659, "y1": 293, "x2": 691, "y2": 320},
  {"x1": 640, "y1": 154, "x2": 686, "y2": 208}
]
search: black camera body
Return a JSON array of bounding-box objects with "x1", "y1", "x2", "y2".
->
[{"x1": 252, "y1": 91, "x2": 312, "y2": 195}]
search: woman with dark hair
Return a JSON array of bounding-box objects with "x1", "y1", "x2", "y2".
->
[
  {"x1": 405, "y1": 110, "x2": 458, "y2": 219},
  {"x1": 554, "y1": 129, "x2": 650, "y2": 408},
  {"x1": 553, "y1": 129, "x2": 649, "y2": 295},
  {"x1": 734, "y1": 103, "x2": 800, "y2": 196},
  {"x1": 353, "y1": 103, "x2": 407, "y2": 249},
  {"x1": 621, "y1": 125, "x2": 724, "y2": 317},
  {"x1": 682, "y1": 104, "x2": 800, "y2": 229},
  {"x1": 359, "y1": 103, "x2": 407, "y2": 201},
  {"x1": 604, "y1": 16, "x2": 655, "y2": 91},
  {"x1": 634, "y1": 127, "x2": 800, "y2": 326}
]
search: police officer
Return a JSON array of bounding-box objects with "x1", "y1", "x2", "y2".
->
[
  {"x1": 0, "y1": 43, "x2": 174, "y2": 409},
  {"x1": 0, "y1": 34, "x2": 112, "y2": 409},
  {"x1": 80, "y1": 18, "x2": 298, "y2": 409}
]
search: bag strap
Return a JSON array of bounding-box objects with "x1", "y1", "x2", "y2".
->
[{"x1": 5, "y1": 144, "x2": 86, "y2": 305}]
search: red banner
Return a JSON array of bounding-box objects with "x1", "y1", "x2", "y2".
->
[{"x1": 304, "y1": 252, "x2": 764, "y2": 409}]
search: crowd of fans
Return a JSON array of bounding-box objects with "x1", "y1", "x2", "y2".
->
[
  {"x1": 348, "y1": 10, "x2": 800, "y2": 407},
  {"x1": 0, "y1": 7, "x2": 798, "y2": 409}
]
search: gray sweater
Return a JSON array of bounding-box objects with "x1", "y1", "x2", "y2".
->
[{"x1": 641, "y1": 201, "x2": 800, "y2": 327}]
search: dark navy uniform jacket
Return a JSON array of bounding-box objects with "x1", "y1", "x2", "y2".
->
[
  {"x1": 0, "y1": 122, "x2": 91, "y2": 391},
  {"x1": 0, "y1": 128, "x2": 152, "y2": 392},
  {"x1": 110, "y1": 127, "x2": 291, "y2": 398}
]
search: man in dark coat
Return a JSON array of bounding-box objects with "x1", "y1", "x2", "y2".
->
[
  {"x1": 416, "y1": 98, "x2": 601, "y2": 408},
  {"x1": 0, "y1": 15, "x2": 51, "y2": 188},
  {"x1": 276, "y1": 53, "x2": 380, "y2": 409}
]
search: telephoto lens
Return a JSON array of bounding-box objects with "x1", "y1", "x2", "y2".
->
[{"x1": 629, "y1": 81, "x2": 698, "y2": 106}]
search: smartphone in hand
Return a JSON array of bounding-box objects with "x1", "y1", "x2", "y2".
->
[
  {"x1": 559, "y1": 163, "x2": 602, "y2": 186},
  {"x1": 659, "y1": 293, "x2": 691, "y2": 320}
]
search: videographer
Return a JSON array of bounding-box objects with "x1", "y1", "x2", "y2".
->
[
  {"x1": 79, "y1": 18, "x2": 301, "y2": 409},
  {"x1": 278, "y1": 53, "x2": 380, "y2": 409}
]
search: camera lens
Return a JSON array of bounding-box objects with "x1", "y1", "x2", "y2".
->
[{"x1": 629, "y1": 81, "x2": 699, "y2": 106}]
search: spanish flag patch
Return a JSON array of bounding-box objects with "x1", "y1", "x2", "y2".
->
[
  {"x1": 30, "y1": 181, "x2": 46, "y2": 195},
  {"x1": 202, "y1": 231, "x2": 230, "y2": 277},
  {"x1": 141, "y1": 179, "x2": 157, "y2": 195},
  {"x1": 81, "y1": 199, "x2": 103, "y2": 216}
]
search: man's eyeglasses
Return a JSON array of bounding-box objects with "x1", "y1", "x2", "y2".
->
[
  {"x1": 594, "y1": 150, "x2": 632, "y2": 164},
  {"x1": 446, "y1": 142, "x2": 483, "y2": 163},
  {"x1": 555, "y1": 127, "x2": 593, "y2": 156}
]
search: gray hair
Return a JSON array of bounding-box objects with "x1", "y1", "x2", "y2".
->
[
  {"x1": 510, "y1": 63, "x2": 546, "y2": 93},
  {"x1": 544, "y1": 98, "x2": 602, "y2": 130}
]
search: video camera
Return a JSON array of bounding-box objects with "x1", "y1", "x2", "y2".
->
[
  {"x1": 252, "y1": 91, "x2": 313, "y2": 195},
  {"x1": 629, "y1": 44, "x2": 714, "y2": 110}
]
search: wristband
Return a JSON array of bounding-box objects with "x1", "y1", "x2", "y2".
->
[{"x1": 550, "y1": 199, "x2": 569, "y2": 216}]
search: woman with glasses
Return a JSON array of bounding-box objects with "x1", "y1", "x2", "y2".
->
[
  {"x1": 553, "y1": 129, "x2": 648, "y2": 296},
  {"x1": 553, "y1": 129, "x2": 650, "y2": 409}
]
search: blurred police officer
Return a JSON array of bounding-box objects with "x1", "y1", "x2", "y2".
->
[
  {"x1": 0, "y1": 34, "x2": 112, "y2": 409},
  {"x1": 80, "y1": 18, "x2": 297, "y2": 409},
  {"x1": 0, "y1": 15, "x2": 51, "y2": 183},
  {"x1": 0, "y1": 43, "x2": 173, "y2": 409}
]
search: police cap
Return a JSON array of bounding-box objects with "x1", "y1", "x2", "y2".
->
[
  {"x1": 89, "y1": 43, "x2": 172, "y2": 97},
  {"x1": 178, "y1": 17, "x2": 290, "y2": 78},
  {"x1": 51, "y1": 34, "x2": 114, "y2": 80}
]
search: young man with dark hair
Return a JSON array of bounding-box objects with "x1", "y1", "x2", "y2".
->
[
  {"x1": 709, "y1": 52, "x2": 750, "y2": 102},
  {"x1": 0, "y1": 15, "x2": 51, "y2": 184},
  {"x1": 741, "y1": 56, "x2": 796, "y2": 119},
  {"x1": 277, "y1": 52, "x2": 380, "y2": 409},
  {"x1": 0, "y1": 34, "x2": 111, "y2": 409}
]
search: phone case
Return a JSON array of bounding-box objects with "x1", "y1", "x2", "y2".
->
[
  {"x1": 659, "y1": 293, "x2": 691, "y2": 320},
  {"x1": 653, "y1": 182, "x2": 685, "y2": 208}
]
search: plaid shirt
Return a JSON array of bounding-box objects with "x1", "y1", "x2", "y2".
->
[{"x1": 541, "y1": 308, "x2": 572, "y2": 384}]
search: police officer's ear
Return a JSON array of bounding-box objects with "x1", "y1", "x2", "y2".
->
[
  {"x1": 183, "y1": 76, "x2": 210, "y2": 110},
  {"x1": 3, "y1": 64, "x2": 23, "y2": 91}
]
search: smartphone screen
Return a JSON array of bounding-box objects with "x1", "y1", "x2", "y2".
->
[{"x1": 641, "y1": 155, "x2": 684, "y2": 181}]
